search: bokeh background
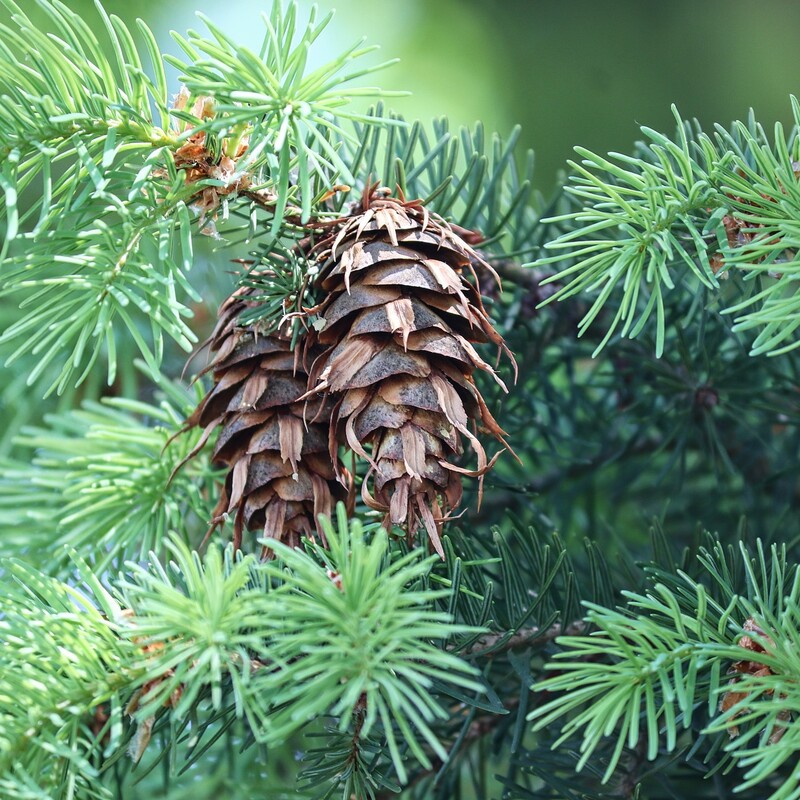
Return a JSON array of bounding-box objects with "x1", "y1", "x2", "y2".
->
[{"x1": 5, "y1": 0, "x2": 800, "y2": 193}]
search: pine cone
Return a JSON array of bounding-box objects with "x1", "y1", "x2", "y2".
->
[
  {"x1": 179, "y1": 282, "x2": 348, "y2": 553},
  {"x1": 304, "y1": 188, "x2": 514, "y2": 557}
]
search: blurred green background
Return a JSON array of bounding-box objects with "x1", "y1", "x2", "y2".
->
[{"x1": 6, "y1": 0, "x2": 800, "y2": 192}]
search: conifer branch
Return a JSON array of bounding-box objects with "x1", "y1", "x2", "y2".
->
[
  {"x1": 534, "y1": 98, "x2": 800, "y2": 357},
  {"x1": 0, "y1": 370, "x2": 218, "y2": 572},
  {"x1": 1, "y1": 510, "x2": 480, "y2": 798},
  {"x1": 0, "y1": 0, "x2": 401, "y2": 396},
  {"x1": 531, "y1": 540, "x2": 800, "y2": 799}
]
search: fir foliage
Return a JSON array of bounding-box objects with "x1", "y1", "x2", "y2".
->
[
  {"x1": 0, "y1": 368, "x2": 217, "y2": 574},
  {"x1": 531, "y1": 539, "x2": 800, "y2": 800},
  {"x1": 1, "y1": 1, "x2": 800, "y2": 798},
  {"x1": 0, "y1": 0, "x2": 393, "y2": 395},
  {"x1": 536, "y1": 99, "x2": 800, "y2": 357},
  {"x1": 0, "y1": 512, "x2": 480, "y2": 799}
]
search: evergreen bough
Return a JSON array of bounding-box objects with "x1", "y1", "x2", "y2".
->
[{"x1": 1, "y1": 2, "x2": 800, "y2": 798}]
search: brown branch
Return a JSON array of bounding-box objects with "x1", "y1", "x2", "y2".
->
[
  {"x1": 345, "y1": 692, "x2": 369, "y2": 773},
  {"x1": 465, "y1": 620, "x2": 588, "y2": 657}
]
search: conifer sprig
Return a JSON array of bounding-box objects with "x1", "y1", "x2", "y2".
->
[
  {"x1": 0, "y1": 558, "x2": 133, "y2": 800},
  {"x1": 0, "y1": 0, "x2": 399, "y2": 396},
  {"x1": 259, "y1": 508, "x2": 482, "y2": 783},
  {"x1": 535, "y1": 98, "x2": 800, "y2": 357},
  {"x1": 0, "y1": 0, "x2": 172, "y2": 155},
  {"x1": 0, "y1": 373, "x2": 217, "y2": 574},
  {"x1": 0, "y1": 0, "x2": 193, "y2": 394},
  {"x1": 0, "y1": 0, "x2": 176, "y2": 249},
  {"x1": 168, "y1": 4, "x2": 400, "y2": 224},
  {"x1": 0, "y1": 511, "x2": 478, "y2": 798},
  {"x1": 530, "y1": 540, "x2": 800, "y2": 799},
  {"x1": 1, "y1": 186, "x2": 200, "y2": 396}
]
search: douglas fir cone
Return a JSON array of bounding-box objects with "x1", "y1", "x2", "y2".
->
[{"x1": 303, "y1": 187, "x2": 514, "y2": 557}]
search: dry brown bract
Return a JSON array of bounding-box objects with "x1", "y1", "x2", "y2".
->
[
  {"x1": 169, "y1": 90, "x2": 252, "y2": 228},
  {"x1": 719, "y1": 617, "x2": 788, "y2": 743},
  {"x1": 708, "y1": 161, "x2": 800, "y2": 277},
  {"x1": 304, "y1": 187, "x2": 515, "y2": 557}
]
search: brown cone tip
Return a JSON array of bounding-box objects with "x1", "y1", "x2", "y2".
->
[
  {"x1": 179, "y1": 281, "x2": 349, "y2": 555},
  {"x1": 304, "y1": 186, "x2": 515, "y2": 558}
]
